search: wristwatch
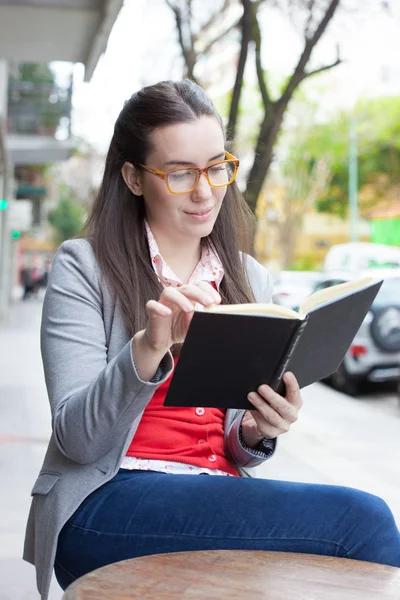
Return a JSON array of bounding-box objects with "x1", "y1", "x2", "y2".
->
[{"x1": 238, "y1": 423, "x2": 276, "y2": 457}]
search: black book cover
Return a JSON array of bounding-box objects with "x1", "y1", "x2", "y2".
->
[
  {"x1": 273, "y1": 280, "x2": 382, "y2": 395},
  {"x1": 163, "y1": 280, "x2": 382, "y2": 409}
]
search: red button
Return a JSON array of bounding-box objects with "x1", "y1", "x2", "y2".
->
[
  {"x1": 198, "y1": 439, "x2": 206, "y2": 444},
  {"x1": 195, "y1": 407, "x2": 205, "y2": 416},
  {"x1": 208, "y1": 454, "x2": 217, "y2": 462}
]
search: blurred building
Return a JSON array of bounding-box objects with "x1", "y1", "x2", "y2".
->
[
  {"x1": 0, "y1": 0, "x2": 123, "y2": 319},
  {"x1": 256, "y1": 211, "x2": 372, "y2": 272}
]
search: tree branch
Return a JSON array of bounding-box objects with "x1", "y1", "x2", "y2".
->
[
  {"x1": 186, "y1": 0, "x2": 197, "y2": 49},
  {"x1": 279, "y1": 0, "x2": 341, "y2": 109},
  {"x1": 302, "y1": 57, "x2": 342, "y2": 80},
  {"x1": 201, "y1": 18, "x2": 240, "y2": 55},
  {"x1": 200, "y1": 0, "x2": 230, "y2": 35},
  {"x1": 166, "y1": 2, "x2": 188, "y2": 58},
  {"x1": 166, "y1": 0, "x2": 198, "y2": 81},
  {"x1": 253, "y1": 9, "x2": 272, "y2": 109},
  {"x1": 227, "y1": 0, "x2": 252, "y2": 141},
  {"x1": 304, "y1": 0, "x2": 316, "y2": 40}
]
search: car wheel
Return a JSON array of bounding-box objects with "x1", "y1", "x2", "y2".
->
[
  {"x1": 329, "y1": 362, "x2": 360, "y2": 396},
  {"x1": 370, "y1": 307, "x2": 400, "y2": 353}
]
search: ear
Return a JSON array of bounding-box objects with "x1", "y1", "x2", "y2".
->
[{"x1": 121, "y1": 162, "x2": 143, "y2": 196}]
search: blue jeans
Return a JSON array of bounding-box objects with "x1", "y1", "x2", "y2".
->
[{"x1": 55, "y1": 469, "x2": 400, "y2": 589}]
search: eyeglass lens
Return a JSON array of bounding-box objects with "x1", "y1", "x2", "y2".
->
[{"x1": 167, "y1": 161, "x2": 236, "y2": 193}]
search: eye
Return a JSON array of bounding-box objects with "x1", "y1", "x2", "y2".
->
[
  {"x1": 169, "y1": 170, "x2": 195, "y2": 180},
  {"x1": 208, "y1": 164, "x2": 226, "y2": 173}
]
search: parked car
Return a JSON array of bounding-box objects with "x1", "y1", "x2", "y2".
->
[
  {"x1": 312, "y1": 272, "x2": 400, "y2": 395},
  {"x1": 323, "y1": 242, "x2": 400, "y2": 273},
  {"x1": 272, "y1": 271, "x2": 323, "y2": 310}
]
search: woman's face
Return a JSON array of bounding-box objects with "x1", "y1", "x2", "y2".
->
[{"x1": 129, "y1": 116, "x2": 227, "y2": 243}]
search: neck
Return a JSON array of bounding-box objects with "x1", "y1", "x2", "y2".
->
[{"x1": 150, "y1": 227, "x2": 202, "y2": 284}]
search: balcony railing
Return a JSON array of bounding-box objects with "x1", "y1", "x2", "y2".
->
[{"x1": 7, "y1": 80, "x2": 72, "y2": 139}]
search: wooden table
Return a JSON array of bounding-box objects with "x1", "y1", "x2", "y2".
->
[{"x1": 62, "y1": 550, "x2": 400, "y2": 599}]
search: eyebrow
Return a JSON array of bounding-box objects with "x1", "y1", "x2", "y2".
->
[{"x1": 163, "y1": 152, "x2": 225, "y2": 167}]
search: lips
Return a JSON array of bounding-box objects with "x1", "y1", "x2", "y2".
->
[{"x1": 185, "y1": 207, "x2": 214, "y2": 216}]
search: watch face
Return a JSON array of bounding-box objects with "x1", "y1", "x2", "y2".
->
[{"x1": 258, "y1": 438, "x2": 275, "y2": 452}]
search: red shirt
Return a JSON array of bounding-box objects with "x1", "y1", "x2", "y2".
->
[{"x1": 126, "y1": 357, "x2": 239, "y2": 476}]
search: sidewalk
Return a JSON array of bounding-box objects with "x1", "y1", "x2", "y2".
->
[
  {"x1": 1, "y1": 297, "x2": 399, "y2": 599},
  {"x1": 0, "y1": 294, "x2": 63, "y2": 600}
]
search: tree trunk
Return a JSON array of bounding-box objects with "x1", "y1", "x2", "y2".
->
[
  {"x1": 244, "y1": 0, "x2": 341, "y2": 216},
  {"x1": 185, "y1": 48, "x2": 198, "y2": 83},
  {"x1": 245, "y1": 101, "x2": 285, "y2": 214},
  {"x1": 227, "y1": 0, "x2": 252, "y2": 142},
  {"x1": 279, "y1": 214, "x2": 302, "y2": 269}
]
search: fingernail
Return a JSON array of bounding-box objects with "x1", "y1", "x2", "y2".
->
[{"x1": 248, "y1": 392, "x2": 257, "y2": 401}]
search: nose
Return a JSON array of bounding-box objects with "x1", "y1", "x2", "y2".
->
[{"x1": 192, "y1": 172, "x2": 213, "y2": 201}]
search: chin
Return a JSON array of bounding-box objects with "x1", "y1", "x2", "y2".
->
[{"x1": 200, "y1": 222, "x2": 216, "y2": 238}]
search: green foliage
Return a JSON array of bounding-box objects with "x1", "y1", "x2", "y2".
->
[
  {"x1": 292, "y1": 95, "x2": 400, "y2": 218},
  {"x1": 287, "y1": 254, "x2": 320, "y2": 271},
  {"x1": 48, "y1": 189, "x2": 85, "y2": 244},
  {"x1": 14, "y1": 63, "x2": 56, "y2": 85},
  {"x1": 26, "y1": 164, "x2": 52, "y2": 177},
  {"x1": 10, "y1": 63, "x2": 70, "y2": 133}
]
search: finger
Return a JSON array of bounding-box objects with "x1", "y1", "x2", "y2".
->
[
  {"x1": 247, "y1": 392, "x2": 290, "y2": 433},
  {"x1": 255, "y1": 385, "x2": 298, "y2": 423},
  {"x1": 145, "y1": 300, "x2": 174, "y2": 350},
  {"x1": 196, "y1": 281, "x2": 222, "y2": 304},
  {"x1": 282, "y1": 372, "x2": 303, "y2": 410},
  {"x1": 247, "y1": 408, "x2": 287, "y2": 439},
  {"x1": 146, "y1": 299, "x2": 172, "y2": 317},
  {"x1": 159, "y1": 287, "x2": 196, "y2": 313},
  {"x1": 175, "y1": 283, "x2": 217, "y2": 307}
]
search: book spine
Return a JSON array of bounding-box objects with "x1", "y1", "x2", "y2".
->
[{"x1": 271, "y1": 318, "x2": 309, "y2": 392}]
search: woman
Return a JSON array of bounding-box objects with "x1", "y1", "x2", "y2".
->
[{"x1": 24, "y1": 80, "x2": 400, "y2": 600}]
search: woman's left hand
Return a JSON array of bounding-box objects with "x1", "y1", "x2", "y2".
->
[{"x1": 241, "y1": 372, "x2": 303, "y2": 449}]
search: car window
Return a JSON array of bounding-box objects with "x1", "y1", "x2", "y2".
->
[
  {"x1": 374, "y1": 279, "x2": 400, "y2": 305},
  {"x1": 313, "y1": 281, "x2": 333, "y2": 292},
  {"x1": 313, "y1": 279, "x2": 346, "y2": 292}
]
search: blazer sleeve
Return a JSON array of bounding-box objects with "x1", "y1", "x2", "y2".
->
[
  {"x1": 41, "y1": 239, "x2": 174, "y2": 465},
  {"x1": 224, "y1": 254, "x2": 277, "y2": 468},
  {"x1": 243, "y1": 253, "x2": 274, "y2": 303}
]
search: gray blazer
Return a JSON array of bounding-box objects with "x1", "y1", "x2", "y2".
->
[{"x1": 23, "y1": 238, "x2": 275, "y2": 600}]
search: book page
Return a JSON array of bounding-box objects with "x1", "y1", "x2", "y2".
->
[
  {"x1": 299, "y1": 276, "x2": 375, "y2": 317},
  {"x1": 204, "y1": 303, "x2": 300, "y2": 319}
]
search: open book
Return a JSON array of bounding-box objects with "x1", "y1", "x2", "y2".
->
[{"x1": 164, "y1": 276, "x2": 382, "y2": 409}]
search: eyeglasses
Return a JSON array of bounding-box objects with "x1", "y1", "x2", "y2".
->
[{"x1": 137, "y1": 151, "x2": 239, "y2": 194}]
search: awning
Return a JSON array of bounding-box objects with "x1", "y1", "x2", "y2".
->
[
  {"x1": 0, "y1": 0, "x2": 124, "y2": 81},
  {"x1": 6, "y1": 133, "x2": 75, "y2": 164}
]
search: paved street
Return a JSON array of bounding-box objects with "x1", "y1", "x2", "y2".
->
[{"x1": 1, "y1": 297, "x2": 399, "y2": 599}]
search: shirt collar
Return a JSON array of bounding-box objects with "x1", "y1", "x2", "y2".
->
[{"x1": 144, "y1": 219, "x2": 224, "y2": 290}]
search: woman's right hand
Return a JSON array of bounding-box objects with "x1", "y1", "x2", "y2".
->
[
  {"x1": 143, "y1": 282, "x2": 221, "y2": 353},
  {"x1": 132, "y1": 282, "x2": 221, "y2": 382}
]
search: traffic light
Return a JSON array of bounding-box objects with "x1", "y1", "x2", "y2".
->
[
  {"x1": 0, "y1": 199, "x2": 7, "y2": 211},
  {"x1": 11, "y1": 230, "x2": 21, "y2": 240}
]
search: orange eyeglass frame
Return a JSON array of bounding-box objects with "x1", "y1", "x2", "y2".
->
[{"x1": 137, "y1": 151, "x2": 240, "y2": 194}]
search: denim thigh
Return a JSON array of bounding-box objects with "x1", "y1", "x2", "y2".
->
[{"x1": 55, "y1": 469, "x2": 400, "y2": 590}]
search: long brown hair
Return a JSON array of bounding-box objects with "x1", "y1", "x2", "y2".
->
[{"x1": 84, "y1": 80, "x2": 256, "y2": 336}]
